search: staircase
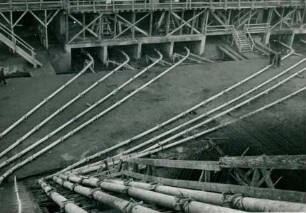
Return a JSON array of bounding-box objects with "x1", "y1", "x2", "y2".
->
[
  {"x1": 231, "y1": 28, "x2": 253, "y2": 53},
  {"x1": 0, "y1": 23, "x2": 41, "y2": 68}
]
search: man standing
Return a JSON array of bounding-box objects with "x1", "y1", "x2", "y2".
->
[
  {"x1": 0, "y1": 67, "x2": 7, "y2": 85},
  {"x1": 269, "y1": 52, "x2": 275, "y2": 65},
  {"x1": 276, "y1": 52, "x2": 281, "y2": 67}
]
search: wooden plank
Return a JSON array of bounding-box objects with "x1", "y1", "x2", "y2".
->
[
  {"x1": 123, "y1": 171, "x2": 306, "y2": 203},
  {"x1": 220, "y1": 155, "x2": 306, "y2": 170},
  {"x1": 126, "y1": 158, "x2": 221, "y2": 171}
]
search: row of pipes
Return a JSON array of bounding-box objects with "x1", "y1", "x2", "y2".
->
[
  {"x1": 61, "y1": 50, "x2": 306, "y2": 176},
  {"x1": 57, "y1": 174, "x2": 306, "y2": 212},
  {"x1": 1, "y1": 44, "x2": 305, "y2": 212},
  {"x1": 0, "y1": 48, "x2": 190, "y2": 184},
  {"x1": 54, "y1": 48, "x2": 297, "y2": 175}
]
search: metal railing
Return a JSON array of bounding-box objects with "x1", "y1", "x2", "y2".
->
[
  {"x1": 244, "y1": 23, "x2": 270, "y2": 33},
  {"x1": 0, "y1": 22, "x2": 36, "y2": 59},
  {"x1": 0, "y1": 0, "x2": 303, "y2": 12}
]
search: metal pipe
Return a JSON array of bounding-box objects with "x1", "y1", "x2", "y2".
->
[
  {"x1": 141, "y1": 64, "x2": 306, "y2": 152},
  {"x1": 136, "y1": 86, "x2": 306, "y2": 159},
  {"x1": 0, "y1": 49, "x2": 184, "y2": 184},
  {"x1": 0, "y1": 51, "x2": 156, "y2": 173},
  {"x1": 56, "y1": 49, "x2": 293, "y2": 175},
  {"x1": 14, "y1": 176, "x2": 22, "y2": 213},
  {"x1": 104, "y1": 179, "x2": 306, "y2": 212},
  {"x1": 38, "y1": 179, "x2": 88, "y2": 213},
  {"x1": 53, "y1": 177, "x2": 159, "y2": 213},
  {"x1": 0, "y1": 52, "x2": 129, "y2": 161},
  {"x1": 47, "y1": 48, "x2": 189, "y2": 177},
  {"x1": 118, "y1": 57, "x2": 306, "y2": 154},
  {"x1": 0, "y1": 55, "x2": 93, "y2": 139},
  {"x1": 74, "y1": 86, "x2": 306, "y2": 175},
  {"x1": 58, "y1": 175, "x2": 243, "y2": 212},
  {"x1": 69, "y1": 65, "x2": 306, "y2": 175}
]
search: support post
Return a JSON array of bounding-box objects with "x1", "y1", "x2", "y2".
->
[{"x1": 98, "y1": 46, "x2": 108, "y2": 65}]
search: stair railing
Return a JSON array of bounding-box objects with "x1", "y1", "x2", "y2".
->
[
  {"x1": 0, "y1": 22, "x2": 36, "y2": 60},
  {"x1": 244, "y1": 26, "x2": 255, "y2": 51},
  {"x1": 230, "y1": 26, "x2": 242, "y2": 53}
]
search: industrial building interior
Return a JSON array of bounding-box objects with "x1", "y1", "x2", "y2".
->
[{"x1": 0, "y1": 0, "x2": 305, "y2": 212}]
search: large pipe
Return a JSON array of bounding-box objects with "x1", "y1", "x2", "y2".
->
[
  {"x1": 52, "y1": 177, "x2": 159, "y2": 213},
  {"x1": 14, "y1": 176, "x2": 22, "y2": 213},
  {"x1": 56, "y1": 49, "x2": 293, "y2": 175},
  {"x1": 68, "y1": 66, "x2": 306, "y2": 175},
  {"x1": 0, "y1": 52, "x2": 129, "y2": 161},
  {"x1": 142, "y1": 66, "x2": 306, "y2": 152},
  {"x1": 38, "y1": 179, "x2": 88, "y2": 213},
  {"x1": 104, "y1": 179, "x2": 306, "y2": 212},
  {"x1": 47, "y1": 48, "x2": 190, "y2": 178},
  {"x1": 57, "y1": 175, "x2": 242, "y2": 213},
  {"x1": 0, "y1": 54, "x2": 93, "y2": 139},
  {"x1": 135, "y1": 86, "x2": 306, "y2": 159},
  {"x1": 118, "y1": 58, "x2": 306, "y2": 154},
  {"x1": 0, "y1": 49, "x2": 188, "y2": 184},
  {"x1": 70, "y1": 85, "x2": 306, "y2": 176},
  {"x1": 0, "y1": 51, "x2": 153, "y2": 171}
]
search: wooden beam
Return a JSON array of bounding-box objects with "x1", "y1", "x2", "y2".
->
[
  {"x1": 123, "y1": 171, "x2": 306, "y2": 203},
  {"x1": 220, "y1": 155, "x2": 306, "y2": 170},
  {"x1": 126, "y1": 158, "x2": 221, "y2": 171}
]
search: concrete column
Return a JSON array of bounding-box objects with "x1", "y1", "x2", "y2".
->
[
  {"x1": 54, "y1": 12, "x2": 66, "y2": 43},
  {"x1": 287, "y1": 33, "x2": 295, "y2": 47},
  {"x1": 56, "y1": 46, "x2": 71, "y2": 73},
  {"x1": 131, "y1": 43, "x2": 142, "y2": 59},
  {"x1": 98, "y1": 46, "x2": 108, "y2": 64},
  {"x1": 192, "y1": 36, "x2": 206, "y2": 55},
  {"x1": 263, "y1": 31, "x2": 271, "y2": 45},
  {"x1": 160, "y1": 42, "x2": 174, "y2": 58}
]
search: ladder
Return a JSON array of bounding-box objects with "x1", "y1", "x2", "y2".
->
[
  {"x1": 231, "y1": 28, "x2": 253, "y2": 53},
  {"x1": 0, "y1": 22, "x2": 41, "y2": 68}
]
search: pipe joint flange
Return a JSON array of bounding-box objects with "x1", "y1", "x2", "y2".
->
[
  {"x1": 70, "y1": 183, "x2": 79, "y2": 191},
  {"x1": 156, "y1": 142, "x2": 164, "y2": 150},
  {"x1": 61, "y1": 199, "x2": 74, "y2": 212},
  {"x1": 80, "y1": 176, "x2": 90, "y2": 184},
  {"x1": 45, "y1": 187, "x2": 56, "y2": 196},
  {"x1": 124, "y1": 178, "x2": 133, "y2": 186},
  {"x1": 123, "y1": 198, "x2": 143, "y2": 213},
  {"x1": 222, "y1": 193, "x2": 243, "y2": 209},
  {"x1": 148, "y1": 182, "x2": 162, "y2": 191},
  {"x1": 90, "y1": 187, "x2": 101, "y2": 198},
  {"x1": 96, "y1": 177, "x2": 106, "y2": 186},
  {"x1": 174, "y1": 196, "x2": 192, "y2": 212}
]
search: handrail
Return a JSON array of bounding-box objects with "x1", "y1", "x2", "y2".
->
[
  {"x1": 230, "y1": 26, "x2": 242, "y2": 52},
  {"x1": 0, "y1": 0, "x2": 304, "y2": 12},
  {"x1": 0, "y1": 22, "x2": 35, "y2": 56},
  {"x1": 245, "y1": 28, "x2": 255, "y2": 50}
]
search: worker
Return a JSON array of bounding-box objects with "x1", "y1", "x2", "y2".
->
[
  {"x1": 0, "y1": 68, "x2": 7, "y2": 85},
  {"x1": 269, "y1": 52, "x2": 275, "y2": 65},
  {"x1": 276, "y1": 52, "x2": 281, "y2": 67}
]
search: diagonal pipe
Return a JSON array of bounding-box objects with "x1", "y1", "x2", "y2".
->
[
  {"x1": 38, "y1": 179, "x2": 88, "y2": 213},
  {"x1": 55, "y1": 175, "x2": 242, "y2": 213},
  {"x1": 52, "y1": 176, "x2": 159, "y2": 213},
  {"x1": 0, "y1": 54, "x2": 93, "y2": 139},
  {"x1": 0, "y1": 52, "x2": 129, "y2": 160},
  {"x1": 63, "y1": 175, "x2": 306, "y2": 212},
  {"x1": 56, "y1": 51, "x2": 294, "y2": 175},
  {"x1": 0, "y1": 48, "x2": 188, "y2": 184},
  {"x1": 141, "y1": 67, "x2": 306, "y2": 153},
  {"x1": 124, "y1": 58, "x2": 306, "y2": 154},
  {"x1": 69, "y1": 68, "x2": 306, "y2": 175},
  {"x1": 0, "y1": 50, "x2": 161, "y2": 173}
]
